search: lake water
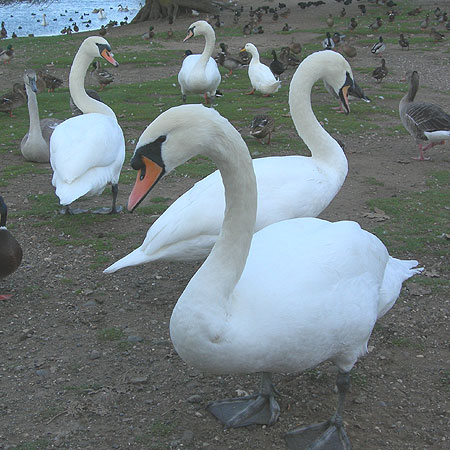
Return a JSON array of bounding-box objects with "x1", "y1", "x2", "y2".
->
[{"x1": 0, "y1": 0, "x2": 141, "y2": 38}]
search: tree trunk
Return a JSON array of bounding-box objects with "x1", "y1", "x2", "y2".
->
[{"x1": 131, "y1": 0, "x2": 217, "y2": 24}]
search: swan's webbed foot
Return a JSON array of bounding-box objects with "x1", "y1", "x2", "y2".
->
[
  {"x1": 60, "y1": 205, "x2": 88, "y2": 215},
  {"x1": 207, "y1": 372, "x2": 280, "y2": 428},
  {"x1": 285, "y1": 371, "x2": 352, "y2": 450},
  {"x1": 93, "y1": 184, "x2": 122, "y2": 214}
]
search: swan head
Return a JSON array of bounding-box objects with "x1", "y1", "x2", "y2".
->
[
  {"x1": 183, "y1": 20, "x2": 214, "y2": 42},
  {"x1": 23, "y1": 69, "x2": 38, "y2": 93},
  {"x1": 127, "y1": 105, "x2": 231, "y2": 212},
  {"x1": 79, "y1": 36, "x2": 119, "y2": 67}
]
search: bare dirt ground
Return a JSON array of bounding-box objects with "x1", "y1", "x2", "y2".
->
[{"x1": 0, "y1": 1, "x2": 449, "y2": 449}]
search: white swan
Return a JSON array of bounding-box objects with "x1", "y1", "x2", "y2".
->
[
  {"x1": 98, "y1": 8, "x2": 106, "y2": 20},
  {"x1": 42, "y1": 14, "x2": 48, "y2": 27},
  {"x1": 177, "y1": 20, "x2": 221, "y2": 104},
  {"x1": 242, "y1": 42, "x2": 281, "y2": 95},
  {"x1": 120, "y1": 103, "x2": 421, "y2": 447},
  {"x1": 21, "y1": 69, "x2": 62, "y2": 163},
  {"x1": 105, "y1": 50, "x2": 352, "y2": 272},
  {"x1": 50, "y1": 37, "x2": 125, "y2": 214}
]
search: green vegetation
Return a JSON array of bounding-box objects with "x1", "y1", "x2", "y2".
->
[{"x1": 97, "y1": 327, "x2": 126, "y2": 341}]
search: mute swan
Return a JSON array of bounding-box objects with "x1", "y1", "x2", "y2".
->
[
  {"x1": 104, "y1": 50, "x2": 352, "y2": 272},
  {"x1": 399, "y1": 71, "x2": 450, "y2": 161},
  {"x1": 177, "y1": 20, "x2": 221, "y2": 104},
  {"x1": 50, "y1": 37, "x2": 125, "y2": 214},
  {"x1": 122, "y1": 104, "x2": 421, "y2": 448},
  {"x1": 21, "y1": 69, "x2": 62, "y2": 163},
  {"x1": 0, "y1": 196, "x2": 22, "y2": 301},
  {"x1": 241, "y1": 43, "x2": 281, "y2": 96}
]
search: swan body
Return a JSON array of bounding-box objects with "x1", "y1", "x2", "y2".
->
[
  {"x1": 105, "y1": 50, "x2": 352, "y2": 272},
  {"x1": 243, "y1": 43, "x2": 281, "y2": 95},
  {"x1": 50, "y1": 37, "x2": 125, "y2": 212},
  {"x1": 178, "y1": 20, "x2": 221, "y2": 103},
  {"x1": 21, "y1": 69, "x2": 62, "y2": 163},
  {"x1": 121, "y1": 104, "x2": 421, "y2": 439}
]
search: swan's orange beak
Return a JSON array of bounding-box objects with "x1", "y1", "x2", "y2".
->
[
  {"x1": 128, "y1": 157, "x2": 164, "y2": 212},
  {"x1": 101, "y1": 48, "x2": 119, "y2": 67},
  {"x1": 340, "y1": 85, "x2": 350, "y2": 114},
  {"x1": 183, "y1": 29, "x2": 194, "y2": 42}
]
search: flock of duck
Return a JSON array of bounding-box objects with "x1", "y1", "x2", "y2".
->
[{"x1": 1, "y1": 3, "x2": 449, "y2": 447}]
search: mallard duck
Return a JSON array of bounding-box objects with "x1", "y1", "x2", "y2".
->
[
  {"x1": 50, "y1": 37, "x2": 125, "y2": 215},
  {"x1": 348, "y1": 17, "x2": 357, "y2": 31},
  {"x1": 1, "y1": 21, "x2": 7, "y2": 39},
  {"x1": 420, "y1": 14, "x2": 430, "y2": 30},
  {"x1": 0, "y1": 196, "x2": 22, "y2": 301},
  {"x1": 388, "y1": 11, "x2": 395, "y2": 23},
  {"x1": 0, "y1": 44, "x2": 14, "y2": 64},
  {"x1": 372, "y1": 58, "x2": 388, "y2": 83},
  {"x1": 21, "y1": 69, "x2": 63, "y2": 163},
  {"x1": 368, "y1": 17, "x2": 382, "y2": 31},
  {"x1": 40, "y1": 71, "x2": 63, "y2": 92},
  {"x1": 106, "y1": 104, "x2": 421, "y2": 449},
  {"x1": 282, "y1": 22, "x2": 291, "y2": 32},
  {"x1": 322, "y1": 31, "x2": 334, "y2": 50},
  {"x1": 371, "y1": 36, "x2": 386, "y2": 56},
  {"x1": 399, "y1": 33, "x2": 409, "y2": 50},
  {"x1": 340, "y1": 39, "x2": 357, "y2": 58},
  {"x1": 340, "y1": 7, "x2": 346, "y2": 17},
  {"x1": 91, "y1": 61, "x2": 115, "y2": 90},
  {"x1": 216, "y1": 44, "x2": 247, "y2": 75},
  {"x1": 357, "y1": 4, "x2": 366, "y2": 14},
  {"x1": 178, "y1": 21, "x2": 221, "y2": 104},
  {"x1": 99, "y1": 25, "x2": 107, "y2": 36},
  {"x1": 142, "y1": 25, "x2": 154, "y2": 40},
  {"x1": 250, "y1": 114, "x2": 275, "y2": 144},
  {"x1": 0, "y1": 82, "x2": 26, "y2": 117},
  {"x1": 279, "y1": 46, "x2": 300, "y2": 67},
  {"x1": 326, "y1": 14, "x2": 334, "y2": 28},
  {"x1": 399, "y1": 71, "x2": 450, "y2": 161},
  {"x1": 241, "y1": 43, "x2": 281, "y2": 96},
  {"x1": 289, "y1": 38, "x2": 302, "y2": 55},
  {"x1": 429, "y1": 28, "x2": 444, "y2": 42},
  {"x1": 70, "y1": 89, "x2": 102, "y2": 116},
  {"x1": 269, "y1": 50, "x2": 285, "y2": 76}
]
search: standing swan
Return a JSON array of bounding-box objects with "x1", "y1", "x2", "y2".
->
[
  {"x1": 241, "y1": 43, "x2": 281, "y2": 95},
  {"x1": 124, "y1": 104, "x2": 421, "y2": 448},
  {"x1": 178, "y1": 20, "x2": 221, "y2": 104},
  {"x1": 21, "y1": 69, "x2": 62, "y2": 163},
  {"x1": 104, "y1": 51, "x2": 352, "y2": 272},
  {"x1": 399, "y1": 70, "x2": 450, "y2": 161},
  {"x1": 50, "y1": 37, "x2": 125, "y2": 214}
]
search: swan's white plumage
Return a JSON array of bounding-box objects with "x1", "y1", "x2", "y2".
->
[
  {"x1": 177, "y1": 20, "x2": 221, "y2": 99},
  {"x1": 105, "y1": 50, "x2": 350, "y2": 273},
  {"x1": 118, "y1": 103, "x2": 421, "y2": 383},
  {"x1": 245, "y1": 42, "x2": 281, "y2": 95},
  {"x1": 50, "y1": 37, "x2": 125, "y2": 207}
]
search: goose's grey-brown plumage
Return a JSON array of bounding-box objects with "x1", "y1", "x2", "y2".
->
[{"x1": 399, "y1": 71, "x2": 450, "y2": 160}]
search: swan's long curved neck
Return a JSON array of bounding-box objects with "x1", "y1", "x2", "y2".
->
[
  {"x1": 198, "y1": 29, "x2": 215, "y2": 67},
  {"x1": 183, "y1": 128, "x2": 257, "y2": 304},
  {"x1": 24, "y1": 85, "x2": 44, "y2": 142},
  {"x1": 289, "y1": 59, "x2": 346, "y2": 169},
  {"x1": 69, "y1": 50, "x2": 116, "y2": 118}
]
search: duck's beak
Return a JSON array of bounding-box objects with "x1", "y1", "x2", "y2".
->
[
  {"x1": 100, "y1": 48, "x2": 119, "y2": 67},
  {"x1": 339, "y1": 73, "x2": 353, "y2": 114},
  {"x1": 128, "y1": 157, "x2": 164, "y2": 212},
  {"x1": 183, "y1": 28, "x2": 194, "y2": 42}
]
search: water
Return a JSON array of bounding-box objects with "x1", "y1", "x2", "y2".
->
[{"x1": 0, "y1": 0, "x2": 141, "y2": 38}]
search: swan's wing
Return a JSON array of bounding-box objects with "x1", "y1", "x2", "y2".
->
[
  {"x1": 178, "y1": 54, "x2": 202, "y2": 85},
  {"x1": 50, "y1": 113, "x2": 124, "y2": 183}
]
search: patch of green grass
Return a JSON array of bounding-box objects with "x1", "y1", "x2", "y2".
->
[
  {"x1": 11, "y1": 440, "x2": 50, "y2": 450},
  {"x1": 65, "y1": 383, "x2": 103, "y2": 395},
  {"x1": 391, "y1": 337, "x2": 425, "y2": 351},
  {"x1": 364, "y1": 177, "x2": 384, "y2": 187},
  {"x1": 39, "y1": 406, "x2": 66, "y2": 421},
  {"x1": 97, "y1": 327, "x2": 126, "y2": 342}
]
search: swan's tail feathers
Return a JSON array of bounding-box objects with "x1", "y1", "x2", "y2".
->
[
  {"x1": 378, "y1": 258, "x2": 423, "y2": 318},
  {"x1": 103, "y1": 248, "x2": 153, "y2": 274}
]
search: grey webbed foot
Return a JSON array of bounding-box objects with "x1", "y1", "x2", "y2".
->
[
  {"x1": 60, "y1": 206, "x2": 89, "y2": 215},
  {"x1": 92, "y1": 205, "x2": 123, "y2": 214}
]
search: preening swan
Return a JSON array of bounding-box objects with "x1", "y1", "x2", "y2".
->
[
  {"x1": 21, "y1": 69, "x2": 62, "y2": 163},
  {"x1": 241, "y1": 43, "x2": 281, "y2": 95},
  {"x1": 121, "y1": 104, "x2": 421, "y2": 448},
  {"x1": 177, "y1": 20, "x2": 221, "y2": 104},
  {"x1": 50, "y1": 37, "x2": 125, "y2": 214},
  {"x1": 105, "y1": 50, "x2": 352, "y2": 272}
]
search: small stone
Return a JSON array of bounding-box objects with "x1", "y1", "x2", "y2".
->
[
  {"x1": 182, "y1": 430, "x2": 194, "y2": 443},
  {"x1": 36, "y1": 369, "x2": 49, "y2": 377},
  {"x1": 128, "y1": 335, "x2": 143, "y2": 343},
  {"x1": 84, "y1": 300, "x2": 97, "y2": 308},
  {"x1": 130, "y1": 376, "x2": 149, "y2": 385},
  {"x1": 187, "y1": 394, "x2": 202, "y2": 404},
  {"x1": 89, "y1": 350, "x2": 101, "y2": 360}
]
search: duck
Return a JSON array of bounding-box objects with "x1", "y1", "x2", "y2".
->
[
  {"x1": 1, "y1": 21, "x2": 7, "y2": 39},
  {"x1": 99, "y1": 25, "x2": 107, "y2": 36},
  {"x1": 0, "y1": 196, "x2": 23, "y2": 301},
  {"x1": 241, "y1": 43, "x2": 281, "y2": 96},
  {"x1": 42, "y1": 14, "x2": 48, "y2": 26},
  {"x1": 98, "y1": 8, "x2": 106, "y2": 20},
  {"x1": 339, "y1": 39, "x2": 357, "y2": 58},
  {"x1": 322, "y1": 31, "x2": 334, "y2": 50},
  {"x1": 326, "y1": 13, "x2": 334, "y2": 28},
  {"x1": 178, "y1": 20, "x2": 221, "y2": 105},
  {"x1": 110, "y1": 103, "x2": 421, "y2": 448},
  {"x1": 0, "y1": 44, "x2": 14, "y2": 63},
  {"x1": 49, "y1": 37, "x2": 125, "y2": 214},
  {"x1": 249, "y1": 114, "x2": 275, "y2": 144},
  {"x1": 420, "y1": 14, "x2": 430, "y2": 30},
  {"x1": 371, "y1": 36, "x2": 386, "y2": 56},
  {"x1": 21, "y1": 69, "x2": 63, "y2": 163},
  {"x1": 288, "y1": 38, "x2": 302, "y2": 55},
  {"x1": 348, "y1": 17, "x2": 357, "y2": 31},
  {"x1": 70, "y1": 88, "x2": 103, "y2": 116},
  {"x1": 39, "y1": 71, "x2": 63, "y2": 92},
  {"x1": 368, "y1": 17, "x2": 382, "y2": 31},
  {"x1": 91, "y1": 60, "x2": 115, "y2": 90},
  {"x1": 324, "y1": 79, "x2": 370, "y2": 113},
  {"x1": 142, "y1": 25, "x2": 154, "y2": 40},
  {"x1": 399, "y1": 33, "x2": 409, "y2": 50},
  {"x1": 279, "y1": 46, "x2": 300, "y2": 67},
  {"x1": 399, "y1": 71, "x2": 450, "y2": 161},
  {"x1": 372, "y1": 58, "x2": 388, "y2": 83},
  {"x1": 0, "y1": 82, "x2": 26, "y2": 117},
  {"x1": 269, "y1": 50, "x2": 285, "y2": 77},
  {"x1": 429, "y1": 28, "x2": 444, "y2": 42},
  {"x1": 104, "y1": 50, "x2": 353, "y2": 270},
  {"x1": 216, "y1": 44, "x2": 247, "y2": 76}
]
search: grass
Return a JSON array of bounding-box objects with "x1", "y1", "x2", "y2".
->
[
  {"x1": 97, "y1": 327, "x2": 126, "y2": 341},
  {"x1": 11, "y1": 440, "x2": 50, "y2": 450}
]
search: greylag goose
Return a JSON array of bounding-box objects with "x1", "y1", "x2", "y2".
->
[
  {"x1": 0, "y1": 196, "x2": 22, "y2": 300},
  {"x1": 399, "y1": 71, "x2": 450, "y2": 160}
]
